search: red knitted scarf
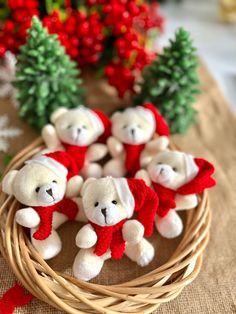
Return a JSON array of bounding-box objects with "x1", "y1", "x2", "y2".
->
[
  {"x1": 152, "y1": 158, "x2": 216, "y2": 217},
  {"x1": 90, "y1": 220, "x2": 126, "y2": 259},
  {"x1": 0, "y1": 283, "x2": 33, "y2": 314},
  {"x1": 62, "y1": 143, "x2": 89, "y2": 172},
  {"x1": 123, "y1": 143, "x2": 146, "y2": 177},
  {"x1": 33, "y1": 198, "x2": 78, "y2": 240}
]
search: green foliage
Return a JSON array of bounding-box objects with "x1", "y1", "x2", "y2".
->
[
  {"x1": 3, "y1": 154, "x2": 13, "y2": 166},
  {"x1": 14, "y1": 16, "x2": 84, "y2": 129},
  {"x1": 134, "y1": 27, "x2": 200, "y2": 134}
]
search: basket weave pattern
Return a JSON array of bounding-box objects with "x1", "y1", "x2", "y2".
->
[{"x1": 0, "y1": 137, "x2": 211, "y2": 314}]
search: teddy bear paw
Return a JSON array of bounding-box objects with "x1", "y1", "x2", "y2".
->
[
  {"x1": 31, "y1": 229, "x2": 62, "y2": 260},
  {"x1": 136, "y1": 240, "x2": 155, "y2": 267},
  {"x1": 73, "y1": 248, "x2": 106, "y2": 281},
  {"x1": 125, "y1": 238, "x2": 154, "y2": 267},
  {"x1": 156, "y1": 211, "x2": 183, "y2": 239}
]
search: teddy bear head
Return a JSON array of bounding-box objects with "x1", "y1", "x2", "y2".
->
[
  {"x1": 2, "y1": 161, "x2": 67, "y2": 207},
  {"x1": 50, "y1": 106, "x2": 107, "y2": 146},
  {"x1": 111, "y1": 107, "x2": 156, "y2": 145},
  {"x1": 81, "y1": 177, "x2": 130, "y2": 227},
  {"x1": 147, "y1": 151, "x2": 199, "y2": 190}
]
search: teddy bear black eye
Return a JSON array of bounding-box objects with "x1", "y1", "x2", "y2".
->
[
  {"x1": 137, "y1": 124, "x2": 141, "y2": 128},
  {"x1": 158, "y1": 162, "x2": 162, "y2": 165},
  {"x1": 112, "y1": 200, "x2": 117, "y2": 205},
  {"x1": 172, "y1": 167, "x2": 177, "y2": 172},
  {"x1": 82, "y1": 125, "x2": 87, "y2": 129},
  {"x1": 67, "y1": 125, "x2": 72, "y2": 129},
  {"x1": 52, "y1": 180, "x2": 57, "y2": 183},
  {"x1": 35, "y1": 187, "x2": 40, "y2": 193},
  {"x1": 123, "y1": 125, "x2": 127, "y2": 129},
  {"x1": 94, "y1": 202, "x2": 99, "y2": 207}
]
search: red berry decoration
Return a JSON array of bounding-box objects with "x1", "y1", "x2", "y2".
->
[{"x1": 0, "y1": 0, "x2": 164, "y2": 98}]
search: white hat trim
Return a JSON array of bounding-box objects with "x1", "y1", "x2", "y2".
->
[
  {"x1": 78, "y1": 105, "x2": 104, "y2": 136},
  {"x1": 183, "y1": 154, "x2": 199, "y2": 183},
  {"x1": 112, "y1": 178, "x2": 135, "y2": 218},
  {"x1": 25, "y1": 156, "x2": 68, "y2": 178}
]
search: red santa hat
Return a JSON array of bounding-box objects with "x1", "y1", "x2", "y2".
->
[
  {"x1": 92, "y1": 108, "x2": 111, "y2": 143},
  {"x1": 143, "y1": 102, "x2": 169, "y2": 136},
  {"x1": 112, "y1": 178, "x2": 158, "y2": 237},
  {"x1": 25, "y1": 151, "x2": 78, "y2": 180},
  {"x1": 76, "y1": 106, "x2": 111, "y2": 143}
]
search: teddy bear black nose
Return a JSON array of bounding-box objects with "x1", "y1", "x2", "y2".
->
[
  {"x1": 101, "y1": 208, "x2": 107, "y2": 218},
  {"x1": 131, "y1": 128, "x2": 135, "y2": 135},
  {"x1": 46, "y1": 188, "x2": 53, "y2": 196},
  {"x1": 160, "y1": 168, "x2": 164, "y2": 175},
  {"x1": 77, "y1": 128, "x2": 81, "y2": 134}
]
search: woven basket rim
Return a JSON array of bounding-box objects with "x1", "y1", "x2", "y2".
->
[{"x1": 0, "y1": 137, "x2": 211, "y2": 314}]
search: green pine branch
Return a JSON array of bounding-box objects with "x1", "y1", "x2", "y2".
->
[
  {"x1": 134, "y1": 27, "x2": 200, "y2": 134},
  {"x1": 14, "y1": 16, "x2": 84, "y2": 129}
]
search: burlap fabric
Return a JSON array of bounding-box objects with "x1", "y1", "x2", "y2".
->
[{"x1": 0, "y1": 64, "x2": 235, "y2": 313}]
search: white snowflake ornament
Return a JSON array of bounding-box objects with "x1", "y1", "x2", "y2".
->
[
  {"x1": 0, "y1": 115, "x2": 22, "y2": 152},
  {"x1": 0, "y1": 51, "x2": 18, "y2": 108}
]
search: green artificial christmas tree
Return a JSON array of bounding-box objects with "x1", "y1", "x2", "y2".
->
[
  {"x1": 134, "y1": 27, "x2": 200, "y2": 134},
  {"x1": 14, "y1": 16, "x2": 84, "y2": 129}
]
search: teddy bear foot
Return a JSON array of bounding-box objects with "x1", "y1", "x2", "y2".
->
[
  {"x1": 73, "y1": 248, "x2": 111, "y2": 281},
  {"x1": 31, "y1": 229, "x2": 62, "y2": 260},
  {"x1": 103, "y1": 159, "x2": 125, "y2": 177},
  {"x1": 81, "y1": 163, "x2": 103, "y2": 179},
  {"x1": 125, "y1": 238, "x2": 154, "y2": 267},
  {"x1": 155, "y1": 211, "x2": 183, "y2": 239}
]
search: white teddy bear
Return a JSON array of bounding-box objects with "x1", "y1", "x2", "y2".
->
[
  {"x1": 2, "y1": 151, "x2": 86, "y2": 260},
  {"x1": 42, "y1": 106, "x2": 111, "y2": 178},
  {"x1": 103, "y1": 103, "x2": 169, "y2": 177},
  {"x1": 136, "y1": 151, "x2": 216, "y2": 238},
  {"x1": 73, "y1": 176, "x2": 159, "y2": 281}
]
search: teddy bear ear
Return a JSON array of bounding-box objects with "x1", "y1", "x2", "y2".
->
[
  {"x1": 80, "y1": 178, "x2": 97, "y2": 196},
  {"x1": 111, "y1": 111, "x2": 122, "y2": 122},
  {"x1": 2, "y1": 170, "x2": 18, "y2": 195},
  {"x1": 50, "y1": 107, "x2": 68, "y2": 124}
]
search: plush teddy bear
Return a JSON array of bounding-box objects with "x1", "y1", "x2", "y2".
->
[
  {"x1": 136, "y1": 151, "x2": 216, "y2": 238},
  {"x1": 42, "y1": 106, "x2": 111, "y2": 178},
  {"x1": 103, "y1": 103, "x2": 169, "y2": 177},
  {"x1": 72, "y1": 176, "x2": 159, "y2": 281},
  {"x1": 2, "y1": 151, "x2": 86, "y2": 260}
]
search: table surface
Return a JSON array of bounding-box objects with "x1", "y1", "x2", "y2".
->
[{"x1": 0, "y1": 63, "x2": 236, "y2": 313}]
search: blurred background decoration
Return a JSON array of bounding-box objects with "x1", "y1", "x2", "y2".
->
[
  {"x1": 219, "y1": 0, "x2": 236, "y2": 23},
  {"x1": 0, "y1": 0, "x2": 235, "y2": 135},
  {"x1": 0, "y1": 0, "x2": 164, "y2": 98}
]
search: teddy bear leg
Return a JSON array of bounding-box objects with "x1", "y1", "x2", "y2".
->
[
  {"x1": 155, "y1": 210, "x2": 183, "y2": 239},
  {"x1": 81, "y1": 163, "x2": 103, "y2": 179},
  {"x1": 73, "y1": 248, "x2": 111, "y2": 281},
  {"x1": 52, "y1": 212, "x2": 68, "y2": 229},
  {"x1": 103, "y1": 159, "x2": 126, "y2": 177},
  {"x1": 125, "y1": 238, "x2": 155, "y2": 267},
  {"x1": 30, "y1": 229, "x2": 62, "y2": 260}
]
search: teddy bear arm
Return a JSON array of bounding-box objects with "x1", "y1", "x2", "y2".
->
[
  {"x1": 75, "y1": 224, "x2": 97, "y2": 249},
  {"x1": 135, "y1": 170, "x2": 151, "y2": 186},
  {"x1": 42, "y1": 124, "x2": 61, "y2": 149},
  {"x1": 107, "y1": 137, "x2": 124, "y2": 157},
  {"x1": 140, "y1": 153, "x2": 153, "y2": 168},
  {"x1": 15, "y1": 207, "x2": 40, "y2": 228},
  {"x1": 122, "y1": 220, "x2": 144, "y2": 245},
  {"x1": 175, "y1": 194, "x2": 198, "y2": 211},
  {"x1": 66, "y1": 176, "x2": 84, "y2": 198},
  {"x1": 145, "y1": 136, "x2": 169, "y2": 153},
  {"x1": 86, "y1": 144, "x2": 108, "y2": 162}
]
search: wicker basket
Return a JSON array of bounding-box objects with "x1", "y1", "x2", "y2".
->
[{"x1": 0, "y1": 137, "x2": 211, "y2": 314}]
